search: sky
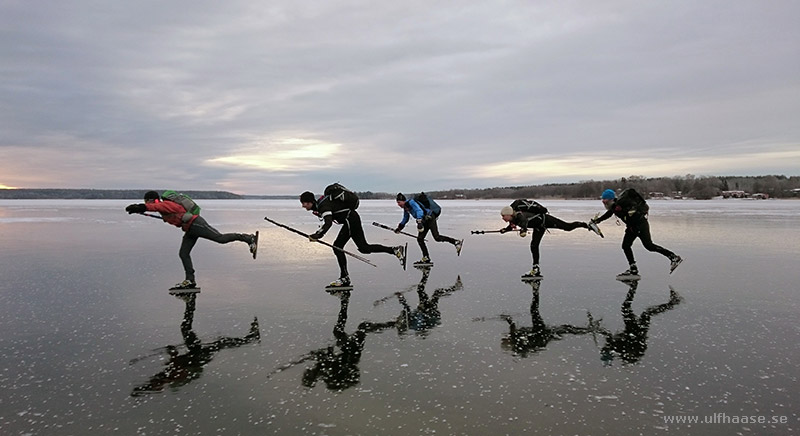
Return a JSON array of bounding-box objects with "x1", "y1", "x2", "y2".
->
[{"x1": 1, "y1": 1, "x2": 798, "y2": 195}]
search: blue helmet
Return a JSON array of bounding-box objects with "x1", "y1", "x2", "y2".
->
[{"x1": 601, "y1": 189, "x2": 616, "y2": 200}]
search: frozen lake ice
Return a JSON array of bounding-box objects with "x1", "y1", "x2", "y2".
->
[{"x1": 0, "y1": 198, "x2": 798, "y2": 435}]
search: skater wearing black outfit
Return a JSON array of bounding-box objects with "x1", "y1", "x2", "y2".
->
[
  {"x1": 500, "y1": 199, "x2": 601, "y2": 280},
  {"x1": 592, "y1": 189, "x2": 682, "y2": 280},
  {"x1": 301, "y1": 183, "x2": 406, "y2": 289}
]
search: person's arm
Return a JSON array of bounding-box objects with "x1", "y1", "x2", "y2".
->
[
  {"x1": 593, "y1": 208, "x2": 614, "y2": 224},
  {"x1": 397, "y1": 209, "x2": 411, "y2": 231},
  {"x1": 310, "y1": 214, "x2": 333, "y2": 239}
]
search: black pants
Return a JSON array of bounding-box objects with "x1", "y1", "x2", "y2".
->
[
  {"x1": 417, "y1": 216, "x2": 457, "y2": 258},
  {"x1": 529, "y1": 215, "x2": 588, "y2": 265},
  {"x1": 180, "y1": 216, "x2": 252, "y2": 282},
  {"x1": 333, "y1": 210, "x2": 394, "y2": 278},
  {"x1": 622, "y1": 216, "x2": 675, "y2": 265}
]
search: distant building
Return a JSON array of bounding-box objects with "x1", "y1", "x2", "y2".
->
[
  {"x1": 648, "y1": 192, "x2": 665, "y2": 199},
  {"x1": 751, "y1": 193, "x2": 769, "y2": 199},
  {"x1": 721, "y1": 190, "x2": 747, "y2": 198}
]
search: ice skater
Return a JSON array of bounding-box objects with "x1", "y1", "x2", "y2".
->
[
  {"x1": 125, "y1": 191, "x2": 258, "y2": 290},
  {"x1": 300, "y1": 183, "x2": 406, "y2": 289},
  {"x1": 591, "y1": 189, "x2": 683, "y2": 280},
  {"x1": 395, "y1": 192, "x2": 463, "y2": 266},
  {"x1": 500, "y1": 199, "x2": 602, "y2": 280}
]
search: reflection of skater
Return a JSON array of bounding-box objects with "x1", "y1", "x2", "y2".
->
[
  {"x1": 395, "y1": 193, "x2": 463, "y2": 266},
  {"x1": 591, "y1": 189, "x2": 682, "y2": 280},
  {"x1": 389, "y1": 267, "x2": 463, "y2": 336},
  {"x1": 125, "y1": 190, "x2": 258, "y2": 290},
  {"x1": 300, "y1": 183, "x2": 406, "y2": 289},
  {"x1": 500, "y1": 280, "x2": 598, "y2": 357},
  {"x1": 598, "y1": 281, "x2": 682, "y2": 366},
  {"x1": 500, "y1": 199, "x2": 599, "y2": 279},
  {"x1": 270, "y1": 291, "x2": 393, "y2": 390},
  {"x1": 131, "y1": 294, "x2": 260, "y2": 396}
]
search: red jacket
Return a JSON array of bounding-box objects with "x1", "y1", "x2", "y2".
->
[{"x1": 145, "y1": 200, "x2": 197, "y2": 231}]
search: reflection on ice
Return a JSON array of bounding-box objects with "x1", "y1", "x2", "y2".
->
[
  {"x1": 268, "y1": 290, "x2": 394, "y2": 390},
  {"x1": 130, "y1": 293, "x2": 260, "y2": 396},
  {"x1": 598, "y1": 281, "x2": 683, "y2": 366},
  {"x1": 374, "y1": 266, "x2": 463, "y2": 337}
]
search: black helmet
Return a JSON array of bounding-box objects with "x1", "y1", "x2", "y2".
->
[
  {"x1": 300, "y1": 191, "x2": 316, "y2": 204},
  {"x1": 396, "y1": 193, "x2": 406, "y2": 201},
  {"x1": 144, "y1": 191, "x2": 160, "y2": 201}
]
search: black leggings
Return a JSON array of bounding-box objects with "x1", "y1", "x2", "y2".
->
[
  {"x1": 417, "y1": 216, "x2": 457, "y2": 258},
  {"x1": 333, "y1": 210, "x2": 394, "y2": 278},
  {"x1": 529, "y1": 215, "x2": 588, "y2": 265},
  {"x1": 622, "y1": 217, "x2": 675, "y2": 265},
  {"x1": 180, "y1": 216, "x2": 252, "y2": 282}
]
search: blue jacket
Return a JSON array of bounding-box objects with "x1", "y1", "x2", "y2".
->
[{"x1": 399, "y1": 199, "x2": 428, "y2": 227}]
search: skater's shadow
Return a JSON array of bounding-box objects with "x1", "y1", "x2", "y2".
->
[
  {"x1": 269, "y1": 290, "x2": 394, "y2": 391},
  {"x1": 378, "y1": 266, "x2": 463, "y2": 337},
  {"x1": 130, "y1": 293, "x2": 260, "y2": 396},
  {"x1": 496, "y1": 280, "x2": 600, "y2": 358},
  {"x1": 598, "y1": 280, "x2": 683, "y2": 366}
]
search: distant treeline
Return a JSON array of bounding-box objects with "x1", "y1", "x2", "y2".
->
[
  {"x1": 358, "y1": 175, "x2": 800, "y2": 200},
  {"x1": 0, "y1": 189, "x2": 243, "y2": 200},
  {"x1": 2, "y1": 175, "x2": 799, "y2": 200}
]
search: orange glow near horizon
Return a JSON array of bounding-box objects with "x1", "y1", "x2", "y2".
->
[{"x1": 0, "y1": 184, "x2": 19, "y2": 189}]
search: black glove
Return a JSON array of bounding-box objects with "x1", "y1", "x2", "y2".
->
[
  {"x1": 499, "y1": 228, "x2": 508, "y2": 234},
  {"x1": 309, "y1": 231, "x2": 324, "y2": 241},
  {"x1": 126, "y1": 204, "x2": 147, "y2": 214}
]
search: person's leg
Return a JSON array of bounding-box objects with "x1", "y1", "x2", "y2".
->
[
  {"x1": 636, "y1": 218, "x2": 676, "y2": 259},
  {"x1": 179, "y1": 233, "x2": 199, "y2": 282},
  {"x1": 189, "y1": 216, "x2": 253, "y2": 245},
  {"x1": 621, "y1": 226, "x2": 638, "y2": 266},
  {"x1": 427, "y1": 217, "x2": 457, "y2": 244},
  {"x1": 347, "y1": 211, "x2": 394, "y2": 255},
  {"x1": 544, "y1": 214, "x2": 588, "y2": 231},
  {"x1": 530, "y1": 227, "x2": 546, "y2": 266},
  {"x1": 332, "y1": 224, "x2": 350, "y2": 279},
  {"x1": 417, "y1": 225, "x2": 430, "y2": 259}
]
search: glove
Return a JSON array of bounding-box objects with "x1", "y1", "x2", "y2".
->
[
  {"x1": 519, "y1": 229, "x2": 528, "y2": 238},
  {"x1": 416, "y1": 219, "x2": 424, "y2": 232},
  {"x1": 126, "y1": 203, "x2": 146, "y2": 214},
  {"x1": 395, "y1": 224, "x2": 404, "y2": 233},
  {"x1": 499, "y1": 228, "x2": 508, "y2": 234},
  {"x1": 309, "y1": 231, "x2": 323, "y2": 241}
]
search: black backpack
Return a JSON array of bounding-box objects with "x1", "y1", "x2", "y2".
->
[
  {"x1": 323, "y1": 183, "x2": 359, "y2": 210},
  {"x1": 616, "y1": 189, "x2": 649, "y2": 215},
  {"x1": 510, "y1": 199, "x2": 548, "y2": 215},
  {"x1": 413, "y1": 192, "x2": 441, "y2": 216}
]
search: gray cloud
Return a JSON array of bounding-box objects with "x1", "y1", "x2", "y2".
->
[{"x1": 1, "y1": 1, "x2": 798, "y2": 193}]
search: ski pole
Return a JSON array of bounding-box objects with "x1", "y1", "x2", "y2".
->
[
  {"x1": 138, "y1": 213, "x2": 162, "y2": 220},
  {"x1": 470, "y1": 229, "x2": 521, "y2": 234},
  {"x1": 372, "y1": 222, "x2": 427, "y2": 240},
  {"x1": 264, "y1": 217, "x2": 378, "y2": 267}
]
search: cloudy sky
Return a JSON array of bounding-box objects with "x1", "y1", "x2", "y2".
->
[{"x1": 1, "y1": 1, "x2": 798, "y2": 194}]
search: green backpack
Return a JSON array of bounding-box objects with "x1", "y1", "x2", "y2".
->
[{"x1": 162, "y1": 190, "x2": 201, "y2": 222}]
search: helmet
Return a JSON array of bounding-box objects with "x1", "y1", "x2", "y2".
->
[
  {"x1": 601, "y1": 189, "x2": 616, "y2": 200},
  {"x1": 300, "y1": 191, "x2": 316, "y2": 204},
  {"x1": 500, "y1": 206, "x2": 514, "y2": 216},
  {"x1": 144, "y1": 191, "x2": 160, "y2": 201},
  {"x1": 396, "y1": 193, "x2": 406, "y2": 201}
]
